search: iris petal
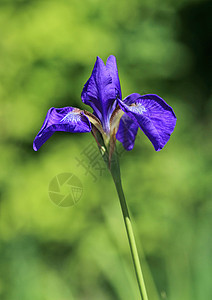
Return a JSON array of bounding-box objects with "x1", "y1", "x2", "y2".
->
[
  {"x1": 118, "y1": 93, "x2": 177, "y2": 151},
  {"x1": 106, "y1": 55, "x2": 122, "y2": 100},
  {"x1": 33, "y1": 107, "x2": 91, "y2": 151},
  {"x1": 116, "y1": 114, "x2": 139, "y2": 151},
  {"x1": 81, "y1": 56, "x2": 119, "y2": 133}
]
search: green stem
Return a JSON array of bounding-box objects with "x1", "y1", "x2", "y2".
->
[{"x1": 109, "y1": 150, "x2": 149, "y2": 300}]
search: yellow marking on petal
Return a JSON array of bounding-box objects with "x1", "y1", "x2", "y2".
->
[{"x1": 130, "y1": 103, "x2": 147, "y2": 114}]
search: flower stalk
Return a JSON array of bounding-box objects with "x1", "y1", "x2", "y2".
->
[{"x1": 108, "y1": 148, "x2": 149, "y2": 300}]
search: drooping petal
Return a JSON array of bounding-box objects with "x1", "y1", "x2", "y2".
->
[
  {"x1": 81, "y1": 56, "x2": 119, "y2": 133},
  {"x1": 106, "y1": 55, "x2": 122, "y2": 100},
  {"x1": 33, "y1": 107, "x2": 91, "y2": 151},
  {"x1": 117, "y1": 94, "x2": 177, "y2": 151},
  {"x1": 116, "y1": 114, "x2": 139, "y2": 151}
]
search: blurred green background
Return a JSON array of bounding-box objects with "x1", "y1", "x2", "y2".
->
[{"x1": 0, "y1": 0, "x2": 211, "y2": 299}]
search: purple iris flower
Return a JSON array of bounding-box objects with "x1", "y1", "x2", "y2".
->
[{"x1": 33, "y1": 55, "x2": 176, "y2": 152}]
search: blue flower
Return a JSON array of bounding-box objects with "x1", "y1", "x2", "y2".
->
[{"x1": 33, "y1": 55, "x2": 176, "y2": 152}]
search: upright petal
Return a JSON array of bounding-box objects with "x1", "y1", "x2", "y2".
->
[
  {"x1": 33, "y1": 107, "x2": 91, "y2": 151},
  {"x1": 116, "y1": 114, "x2": 139, "y2": 151},
  {"x1": 106, "y1": 55, "x2": 122, "y2": 100},
  {"x1": 117, "y1": 94, "x2": 177, "y2": 151},
  {"x1": 81, "y1": 56, "x2": 118, "y2": 133}
]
